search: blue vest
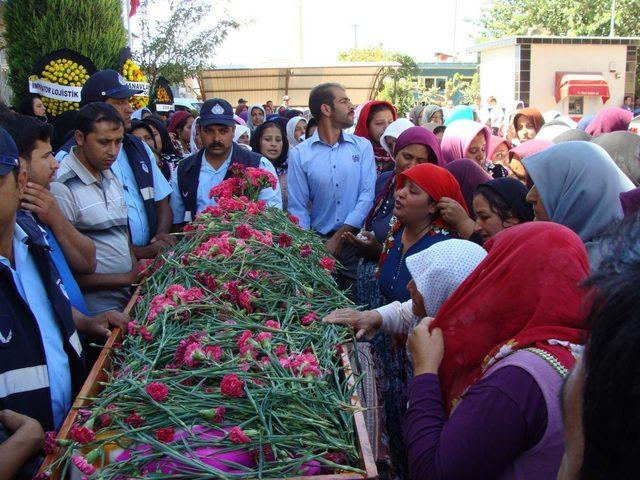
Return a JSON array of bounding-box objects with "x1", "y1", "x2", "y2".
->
[
  {"x1": 59, "y1": 134, "x2": 158, "y2": 239},
  {"x1": 177, "y1": 144, "x2": 261, "y2": 221},
  {"x1": 0, "y1": 212, "x2": 85, "y2": 431}
]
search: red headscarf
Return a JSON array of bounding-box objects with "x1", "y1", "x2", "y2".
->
[
  {"x1": 432, "y1": 222, "x2": 590, "y2": 413},
  {"x1": 397, "y1": 163, "x2": 469, "y2": 228},
  {"x1": 354, "y1": 100, "x2": 398, "y2": 140},
  {"x1": 168, "y1": 111, "x2": 194, "y2": 134},
  {"x1": 513, "y1": 107, "x2": 545, "y2": 133}
]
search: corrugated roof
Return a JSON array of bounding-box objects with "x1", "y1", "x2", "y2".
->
[{"x1": 198, "y1": 62, "x2": 401, "y2": 107}]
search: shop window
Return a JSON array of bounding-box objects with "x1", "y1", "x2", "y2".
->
[{"x1": 568, "y1": 96, "x2": 584, "y2": 115}]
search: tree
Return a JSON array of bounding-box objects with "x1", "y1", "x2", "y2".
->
[
  {"x1": 3, "y1": 0, "x2": 126, "y2": 103},
  {"x1": 337, "y1": 46, "x2": 419, "y2": 116},
  {"x1": 136, "y1": 0, "x2": 239, "y2": 94},
  {"x1": 478, "y1": 0, "x2": 640, "y2": 39}
]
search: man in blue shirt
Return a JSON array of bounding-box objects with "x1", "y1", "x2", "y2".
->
[
  {"x1": 0, "y1": 114, "x2": 94, "y2": 313},
  {"x1": 0, "y1": 127, "x2": 126, "y2": 434},
  {"x1": 56, "y1": 70, "x2": 175, "y2": 259},
  {"x1": 287, "y1": 83, "x2": 376, "y2": 291},
  {"x1": 170, "y1": 98, "x2": 281, "y2": 227}
]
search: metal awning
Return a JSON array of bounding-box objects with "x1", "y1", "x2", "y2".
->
[
  {"x1": 555, "y1": 72, "x2": 610, "y2": 103},
  {"x1": 198, "y1": 62, "x2": 401, "y2": 107}
]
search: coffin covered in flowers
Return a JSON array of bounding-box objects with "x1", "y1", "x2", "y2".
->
[{"x1": 39, "y1": 165, "x2": 376, "y2": 480}]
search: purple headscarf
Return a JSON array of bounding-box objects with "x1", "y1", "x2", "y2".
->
[
  {"x1": 443, "y1": 159, "x2": 491, "y2": 217},
  {"x1": 441, "y1": 120, "x2": 491, "y2": 165},
  {"x1": 510, "y1": 139, "x2": 554, "y2": 159},
  {"x1": 585, "y1": 107, "x2": 633, "y2": 137},
  {"x1": 620, "y1": 187, "x2": 640, "y2": 217},
  {"x1": 393, "y1": 126, "x2": 443, "y2": 166},
  {"x1": 239, "y1": 110, "x2": 248, "y2": 122}
]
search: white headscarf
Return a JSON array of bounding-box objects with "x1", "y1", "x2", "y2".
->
[
  {"x1": 233, "y1": 124, "x2": 252, "y2": 151},
  {"x1": 406, "y1": 239, "x2": 487, "y2": 318},
  {"x1": 246, "y1": 104, "x2": 266, "y2": 132},
  {"x1": 286, "y1": 116, "x2": 307, "y2": 146},
  {"x1": 380, "y1": 118, "x2": 415, "y2": 155},
  {"x1": 189, "y1": 116, "x2": 200, "y2": 153}
]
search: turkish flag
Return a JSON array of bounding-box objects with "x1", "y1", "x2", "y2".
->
[{"x1": 130, "y1": 0, "x2": 140, "y2": 16}]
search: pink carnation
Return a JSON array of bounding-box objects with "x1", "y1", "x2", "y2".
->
[
  {"x1": 301, "y1": 311, "x2": 318, "y2": 326},
  {"x1": 44, "y1": 431, "x2": 58, "y2": 454},
  {"x1": 277, "y1": 233, "x2": 292, "y2": 247},
  {"x1": 184, "y1": 341, "x2": 205, "y2": 368},
  {"x1": 265, "y1": 320, "x2": 280, "y2": 330},
  {"x1": 204, "y1": 345, "x2": 224, "y2": 362},
  {"x1": 300, "y1": 244, "x2": 312, "y2": 258},
  {"x1": 72, "y1": 454, "x2": 96, "y2": 476},
  {"x1": 256, "y1": 332, "x2": 273, "y2": 346},
  {"x1": 125, "y1": 410, "x2": 145, "y2": 428},
  {"x1": 69, "y1": 424, "x2": 95, "y2": 444}
]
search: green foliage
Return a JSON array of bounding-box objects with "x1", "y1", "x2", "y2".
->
[
  {"x1": 338, "y1": 46, "x2": 419, "y2": 116},
  {"x1": 136, "y1": 0, "x2": 239, "y2": 94},
  {"x1": 478, "y1": 0, "x2": 640, "y2": 39},
  {"x1": 3, "y1": 0, "x2": 126, "y2": 103},
  {"x1": 445, "y1": 72, "x2": 480, "y2": 105}
]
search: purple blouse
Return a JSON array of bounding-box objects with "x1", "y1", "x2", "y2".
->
[{"x1": 403, "y1": 367, "x2": 547, "y2": 479}]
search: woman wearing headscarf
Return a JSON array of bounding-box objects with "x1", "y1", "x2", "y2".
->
[
  {"x1": 18, "y1": 93, "x2": 47, "y2": 122},
  {"x1": 404, "y1": 222, "x2": 590, "y2": 480},
  {"x1": 440, "y1": 176, "x2": 534, "y2": 245},
  {"x1": 585, "y1": 107, "x2": 633, "y2": 137},
  {"x1": 167, "y1": 110, "x2": 195, "y2": 157},
  {"x1": 251, "y1": 120, "x2": 289, "y2": 208},
  {"x1": 486, "y1": 135, "x2": 512, "y2": 176},
  {"x1": 345, "y1": 127, "x2": 443, "y2": 310},
  {"x1": 305, "y1": 117, "x2": 318, "y2": 139},
  {"x1": 325, "y1": 239, "x2": 487, "y2": 480},
  {"x1": 513, "y1": 107, "x2": 545, "y2": 143},
  {"x1": 509, "y1": 139, "x2": 553, "y2": 183},
  {"x1": 189, "y1": 116, "x2": 202, "y2": 154},
  {"x1": 591, "y1": 131, "x2": 640, "y2": 185},
  {"x1": 377, "y1": 163, "x2": 467, "y2": 303},
  {"x1": 440, "y1": 119, "x2": 491, "y2": 167},
  {"x1": 246, "y1": 104, "x2": 266, "y2": 132},
  {"x1": 442, "y1": 159, "x2": 491, "y2": 217},
  {"x1": 131, "y1": 120, "x2": 173, "y2": 181},
  {"x1": 141, "y1": 115, "x2": 181, "y2": 180},
  {"x1": 524, "y1": 142, "x2": 634, "y2": 268},
  {"x1": 421, "y1": 105, "x2": 444, "y2": 126},
  {"x1": 444, "y1": 105, "x2": 475, "y2": 126},
  {"x1": 423, "y1": 122, "x2": 447, "y2": 143},
  {"x1": 286, "y1": 116, "x2": 307, "y2": 147},
  {"x1": 233, "y1": 124, "x2": 251, "y2": 150},
  {"x1": 380, "y1": 118, "x2": 414, "y2": 157},
  {"x1": 553, "y1": 129, "x2": 592, "y2": 143},
  {"x1": 354, "y1": 100, "x2": 398, "y2": 174},
  {"x1": 409, "y1": 105, "x2": 426, "y2": 126}
]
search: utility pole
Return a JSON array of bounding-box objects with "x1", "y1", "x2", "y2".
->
[
  {"x1": 609, "y1": 0, "x2": 616, "y2": 38},
  {"x1": 352, "y1": 24, "x2": 359, "y2": 49},
  {"x1": 452, "y1": 0, "x2": 458, "y2": 54},
  {"x1": 124, "y1": 0, "x2": 133, "y2": 48}
]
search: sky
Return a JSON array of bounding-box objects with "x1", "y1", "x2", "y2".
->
[{"x1": 132, "y1": 0, "x2": 487, "y2": 66}]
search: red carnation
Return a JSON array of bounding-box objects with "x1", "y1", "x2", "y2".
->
[
  {"x1": 146, "y1": 381, "x2": 169, "y2": 402},
  {"x1": 320, "y1": 256, "x2": 335, "y2": 272},
  {"x1": 288, "y1": 214, "x2": 300, "y2": 225},
  {"x1": 204, "y1": 345, "x2": 224, "y2": 362},
  {"x1": 125, "y1": 411, "x2": 145, "y2": 428},
  {"x1": 69, "y1": 424, "x2": 95, "y2": 444},
  {"x1": 229, "y1": 426, "x2": 251, "y2": 444},
  {"x1": 300, "y1": 244, "x2": 312, "y2": 258},
  {"x1": 155, "y1": 427, "x2": 175, "y2": 443},
  {"x1": 278, "y1": 233, "x2": 292, "y2": 247},
  {"x1": 214, "y1": 405, "x2": 226, "y2": 423},
  {"x1": 220, "y1": 373, "x2": 245, "y2": 398}
]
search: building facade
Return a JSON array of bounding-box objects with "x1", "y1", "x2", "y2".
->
[{"x1": 475, "y1": 36, "x2": 639, "y2": 118}]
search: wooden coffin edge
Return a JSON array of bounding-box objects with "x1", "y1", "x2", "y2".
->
[{"x1": 38, "y1": 291, "x2": 378, "y2": 480}]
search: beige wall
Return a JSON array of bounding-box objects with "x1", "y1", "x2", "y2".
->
[
  {"x1": 479, "y1": 45, "x2": 516, "y2": 107},
  {"x1": 530, "y1": 44, "x2": 627, "y2": 115}
]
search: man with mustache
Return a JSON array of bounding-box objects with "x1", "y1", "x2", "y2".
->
[
  {"x1": 287, "y1": 83, "x2": 376, "y2": 293},
  {"x1": 170, "y1": 98, "x2": 281, "y2": 227}
]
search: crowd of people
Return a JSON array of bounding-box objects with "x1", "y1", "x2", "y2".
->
[{"x1": 0, "y1": 70, "x2": 639, "y2": 479}]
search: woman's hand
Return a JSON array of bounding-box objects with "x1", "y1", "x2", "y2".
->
[
  {"x1": 342, "y1": 231, "x2": 383, "y2": 260},
  {"x1": 323, "y1": 308, "x2": 382, "y2": 340},
  {"x1": 437, "y1": 197, "x2": 475, "y2": 239},
  {"x1": 407, "y1": 317, "x2": 444, "y2": 376}
]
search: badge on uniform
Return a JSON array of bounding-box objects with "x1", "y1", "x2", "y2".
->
[
  {"x1": 141, "y1": 162, "x2": 149, "y2": 173},
  {"x1": 352, "y1": 155, "x2": 360, "y2": 163},
  {"x1": 0, "y1": 329, "x2": 12, "y2": 344}
]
